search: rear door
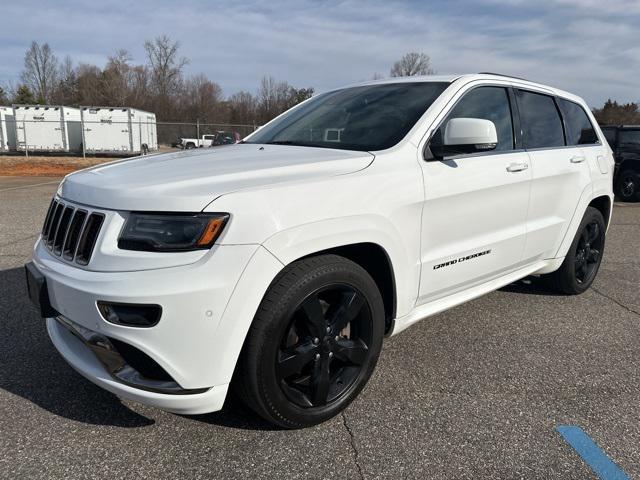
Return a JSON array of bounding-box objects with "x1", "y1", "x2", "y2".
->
[
  {"x1": 418, "y1": 85, "x2": 531, "y2": 304},
  {"x1": 516, "y1": 89, "x2": 593, "y2": 261},
  {"x1": 557, "y1": 97, "x2": 608, "y2": 191}
]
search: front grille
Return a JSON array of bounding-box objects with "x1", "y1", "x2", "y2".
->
[{"x1": 41, "y1": 198, "x2": 104, "y2": 265}]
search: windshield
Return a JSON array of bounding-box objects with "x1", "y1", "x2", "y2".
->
[{"x1": 245, "y1": 82, "x2": 449, "y2": 151}]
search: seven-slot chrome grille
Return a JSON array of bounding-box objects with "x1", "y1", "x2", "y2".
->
[{"x1": 41, "y1": 198, "x2": 105, "y2": 266}]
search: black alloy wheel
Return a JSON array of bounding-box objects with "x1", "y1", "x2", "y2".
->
[
  {"x1": 276, "y1": 285, "x2": 373, "y2": 408},
  {"x1": 574, "y1": 221, "x2": 604, "y2": 285},
  {"x1": 235, "y1": 254, "x2": 384, "y2": 428},
  {"x1": 544, "y1": 206, "x2": 606, "y2": 295}
]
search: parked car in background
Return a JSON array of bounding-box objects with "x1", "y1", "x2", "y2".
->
[
  {"x1": 26, "y1": 73, "x2": 613, "y2": 428},
  {"x1": 177, "y1": 131, "x2": 240, "y2": 149},
  {"x1": 176, "y1": 134, "x2": 216, "y2": 149},
  {"x1": 210, "y1": 131, "x2": 241, "y2": 146},
  {"x1": 601, "y1": 125, "x2": 640, "y2": 201}
]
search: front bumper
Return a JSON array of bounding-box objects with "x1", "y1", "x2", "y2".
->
[
  {"x1": 32, "y1": 239, "x2": 261, "y2": 413},
  {"x1": 47, "y1": 316, "x2": 228, "y2": 414}
]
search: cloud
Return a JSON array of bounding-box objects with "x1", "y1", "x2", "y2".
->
[{"x1": 0, "y1": 0, "x2": 638, "y2": 107}]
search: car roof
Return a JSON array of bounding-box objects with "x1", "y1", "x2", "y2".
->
[{"x1": 341, "y1": 73, "x2": 586, "y2": 105}]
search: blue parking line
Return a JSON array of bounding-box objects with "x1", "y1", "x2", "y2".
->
[{"x1": 556, "y1": 425, "x2": 629, "y2": 480}]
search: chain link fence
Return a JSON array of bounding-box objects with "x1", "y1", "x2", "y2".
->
[{"x1": 0, "y1": 117, "x2": 258, "y2": 157}]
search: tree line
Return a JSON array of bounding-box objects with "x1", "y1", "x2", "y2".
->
[
  {"x1": 4, "y1": 39, "x2": 633, "y2": 127},
  {"x1": 0, "y1": 36, "x2": 316, "y2": 126},
  {"x1": 0, "y1": 42, "x2": 437, "y2": 127},
  {"x1": 592, "y1": 100, "x2": 640, "y2": 126}
]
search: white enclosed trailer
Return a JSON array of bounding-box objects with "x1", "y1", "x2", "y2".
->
[
  {"x1": 80, "y1": 107, "x2": 158, "y2": 155},
  {"x1": 0, "y1": 106, "x2": 17, "y2": 151},
  {"x1": 13, "y1": 105, "x2": 82, "y2": 153}
]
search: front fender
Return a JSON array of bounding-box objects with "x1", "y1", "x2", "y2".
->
[{"x1": 262, "y1": 215, "x2": 418, "y2": 318}]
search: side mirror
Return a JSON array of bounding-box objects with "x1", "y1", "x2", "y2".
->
[
  {"x1": 445, "y1": 118, "x2": 497, "y2": 148},
  {"x1": 428, "y1": 118, "x2": 498, "y2": 159}
]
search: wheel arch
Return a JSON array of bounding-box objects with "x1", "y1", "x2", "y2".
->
[
  {"x1": 297, "y1": 243, "x2": 397, "y2": 334},
  {"x1": 588, "y1": 195, "x2": 612, "y2": 228},
  {"x1": 555, "y1": 190, "x2": 613, "y2": 259},
  {"x1": 260, "y1": 215, "x2": 419, "y2": 328}
]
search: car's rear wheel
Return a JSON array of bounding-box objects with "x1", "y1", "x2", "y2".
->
[
  {"x1": 185, "y1": 142, "x2": 195, "y2": 150},
  {"x1": 544, "y1": 206, "x2": 606, "y2": 294},
  {"x1": 235, "y1": 254, "x2": 384, "y2": 428},
  {"x1": 614, "y1": 169, "x2": 639, "y2": 201}
]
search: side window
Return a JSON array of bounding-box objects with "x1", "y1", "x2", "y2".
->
[
  {"x1": 618, "y1": 130, "x2": 640, "y2": 147},
  {"x1": 558, "y1": 98, "x2": 599, "y2": 145},
  {"x1": 517, "y1": 90, "x2": 565, "y2": 149},
  {"x1": 430, "y1": 86, "x2": 514, "y2": 157}
]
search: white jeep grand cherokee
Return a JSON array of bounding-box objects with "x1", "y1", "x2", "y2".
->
[{"x1": 26, "y1": 73, "x2": 614, "y2": 428}]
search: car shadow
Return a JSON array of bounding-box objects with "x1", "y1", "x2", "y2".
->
[
  {"x1": 181, "y1": 391, "x2": 280, "y2": 431},
  {"x1": 0, "y1": 266, "x2": 155, "y2": 428},
  {"x1": 0, "y1": 265, "x2": 278, "y2": 431},
  {"x1": 499, "y1": 275, "x2": 565, "y2": 296}
]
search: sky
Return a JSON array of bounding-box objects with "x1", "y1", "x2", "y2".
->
[{"x1": 1, "y1": 0, "x2": 639, "y2": 107}]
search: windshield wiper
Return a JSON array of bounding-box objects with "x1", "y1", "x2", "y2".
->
[
  {"x1": 265, "y1": 140, "x2": 336, "y2": 149},
  {"x1": 265, "y1": 140, "x2": 301, "y2": 145}
]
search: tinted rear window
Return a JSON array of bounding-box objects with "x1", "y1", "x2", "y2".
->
[
  {"x1": 517, "y1": 90, "x2": 565, "y2": 149},
  {"x1": 557, "y1": 98, "x2": 598, "y2": 145}
]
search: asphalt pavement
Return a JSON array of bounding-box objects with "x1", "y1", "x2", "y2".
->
[{"x1": 0, "y1": 176, "x2": 639, "y2": 479}]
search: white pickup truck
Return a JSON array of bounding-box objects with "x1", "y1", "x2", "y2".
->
[{"x1": 178, "y1": 131, "x2": 240, "y2": 149}]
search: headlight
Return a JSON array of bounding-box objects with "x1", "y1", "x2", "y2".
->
[{"x1": 118, "y1": 213, "x2": 229, "y2": 252}]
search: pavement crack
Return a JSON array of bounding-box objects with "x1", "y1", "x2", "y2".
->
[
  {"x1": 342, "y1": 411, "x2": 365, "y2": 480},
  {"x1": 592, "y1": 286, "x2": 640, "y2": 317}
]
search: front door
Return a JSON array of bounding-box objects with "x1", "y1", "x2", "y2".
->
[{"x1": 417, "y1": 85, "x2": 531, "y2": 304}]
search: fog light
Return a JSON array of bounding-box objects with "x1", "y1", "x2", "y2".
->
[{"x1": 97, "y1": 302, "x2": 162, "y2": 327}]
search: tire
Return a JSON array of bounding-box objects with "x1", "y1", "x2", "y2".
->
[
  {"x1": 544, "y1": 206, "x2": 606, "y2": 295},
  {"x1": 234, "y1": 254, "x2": 385, "y2": 429},
  {"x1": 185, "y1": 142, "x2": 195, "y2": 150},
  {"x1": 614, "y1": 169, "x2": 640, "y2": 201}
]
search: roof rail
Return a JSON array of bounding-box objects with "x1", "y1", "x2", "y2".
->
[{"x1": 477, "y1": 72, "x2": 531, "y2": 82}]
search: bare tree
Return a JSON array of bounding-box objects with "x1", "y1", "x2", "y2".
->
[
  {"x1": 256, "y1": 76, "x2": 313, "y2": 124},
  {"x1": 103, "y1": 49, "x2": 134, "y2": 106},
  {"x1": 227, "y1": 91, "x2": 257, "y2": 126},
  {"x1": 390, "y1": 52, "x2": 434, "y2": 77},
  {"x1": 52, "y1": 55, "x2": 78, "y2": 105},
  {"x1": 74, "y1": 64, "x2": 103, "y2": 106},
  {"x1": 144, "y1": 35, "x2": 188, "y2": 99},
  {"x1": 127, "y1": 65, "x2": 151, "y2": 109},
  {"x1": 21, "y1": 41, "x2": 59, "y2": 103},
  {"x1": 180, "y1": 74, "x2": 223, "y2": 122},
  {"x1": 257, "y1": 76, "x2": 289, "y2": 123}
]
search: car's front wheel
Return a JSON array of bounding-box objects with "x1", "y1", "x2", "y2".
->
[
  {"x1": 544, "y1": 206, "x2": 606, "y2": 294},
  {"x1": 235, "y1": 254, "x2": 385, "y2": 428}
]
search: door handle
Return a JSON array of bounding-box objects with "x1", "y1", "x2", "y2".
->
[
  {"x1": 570, "y1": 155, "x2": 585, "y2": 163},
  {"x1": 506, "y1": 162, "x2": 529, "y2": 172}
]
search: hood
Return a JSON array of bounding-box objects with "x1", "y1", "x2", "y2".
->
[{"x1": 59, "y1": 144, "x2": 374, "y2": 211}]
